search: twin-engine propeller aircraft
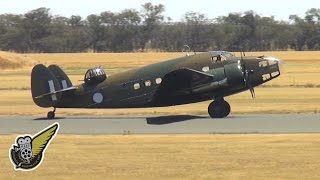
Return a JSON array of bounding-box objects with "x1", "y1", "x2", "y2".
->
[{"x1": 31, "y1": 51, "x2": 281, "y2": 119}]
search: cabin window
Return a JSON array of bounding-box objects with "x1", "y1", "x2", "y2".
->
[
  {"x1": 262, "y1": 74, "x2": 271, "y2": 81},
  {"x1": 268, "y1": 60, "x2": 277, "y2": 66},
  {"x1": 155, "y1": 78, "x2": 162, "y2": 84},
  {"x1": 144, "y1": 80, "x2": 152, "y2": 87},
  {"x1": 271, "y1": 71, "x2": 280, "y2": 77},
  {"x1": 133, "y1": 83, "x2": 140, "y2": 90},
  {"x1": 202, "y1": 66, "x2": 210, "y2": 72},
  {"x1": 259, "y1": 61, "x2": 268, "y2": 67}
]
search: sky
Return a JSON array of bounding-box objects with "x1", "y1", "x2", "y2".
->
[{"x1": 0, "y1": 0, "x2": 319, "y2": 21}]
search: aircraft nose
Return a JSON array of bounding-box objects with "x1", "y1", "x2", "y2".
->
[
  {"x1": 241, "y1": 56, "x2": 282, "y2": 86},
  {"x1": 240, "y1": 56, "x2": 281, "y2": 98},
  {"x1": 263, "y1": 56, "x2": 282, "y2": 74}
]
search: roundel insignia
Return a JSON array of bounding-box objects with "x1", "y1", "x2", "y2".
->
[{"x1": 93, "y1": 93, "x2": 103, "y2": 103}]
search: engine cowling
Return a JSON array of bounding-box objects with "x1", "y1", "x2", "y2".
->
[
  {"x1": 224, "y1": 60, "x2": 246, "y2": 90},
  {"x1": 84, "y1": 66, "x2": 107, "y2": 85}
]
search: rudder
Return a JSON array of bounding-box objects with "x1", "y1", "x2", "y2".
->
[
  {"x1": 31, "y1": 64, "x2": 62, "y2": 107},
  {"x1": 48, "y1": 64, "x2": 73, "y2": 89}
]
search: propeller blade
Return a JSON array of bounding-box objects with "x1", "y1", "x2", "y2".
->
[
  {"x1": 250, "y1": 87, "x2": 255, "y2": 98},
  {"x1": 243, "y1": 63, "x2": 255, "y2": 99}
]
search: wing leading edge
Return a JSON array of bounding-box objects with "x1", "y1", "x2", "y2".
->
[{"x1": 151, "y1": 68, "x2": 227, "y2": 106}]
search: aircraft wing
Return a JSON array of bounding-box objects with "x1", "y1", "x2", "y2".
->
[
  {"x1": 154, "y1": 67, "x2": 227, "y2": 96},
  {"x1": 160, "y1": 68, "x2": 214, "y2": 93},
  {"x1": 150, "y1": 68, "x2": 228, "y2": 106}
]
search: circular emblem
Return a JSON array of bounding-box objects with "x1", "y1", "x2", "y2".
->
[
  {"x1": 93, "y1": 93, "x2": 103, "y2": 103},
  {"x1": 21, "y1": 148, "x2": 32, "y2": 160}
]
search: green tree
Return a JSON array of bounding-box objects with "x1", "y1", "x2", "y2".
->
[
  {"x1": 0, "y1": 14, "x2": 28, "y2": 52},
  {"x1": 140, "y1": 2, "x2": 165, "y2": 51},
  {"x1": 86, "y1": 14, "x2": 105, "y2": 52},
  {"x1": 23, "y1": 7, "x2": 52, "y2": 52}
]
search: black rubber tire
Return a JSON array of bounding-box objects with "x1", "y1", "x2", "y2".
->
[
  {"x1": 208, "y1": 101, "x2": 224, "y2": 118},
  {"x1": 221, "y1": 101, "x2": 231, "y2": 117},
  {"x1": 208, "y1": 100, "x2": 231, "y2": 118},
  {"x1": 47, "y1": 111, "x2": 55, "y2": 119}
]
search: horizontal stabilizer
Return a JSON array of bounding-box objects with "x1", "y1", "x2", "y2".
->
[{"x1": 35, "y1": 86, "x2": 78, "y2": 99}]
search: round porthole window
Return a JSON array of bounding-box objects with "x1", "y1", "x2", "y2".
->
[{"x1": 93, "y1": 93, "x2": 103, "y2": 103}]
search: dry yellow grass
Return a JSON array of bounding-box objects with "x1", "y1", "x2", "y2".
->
[
  {"x1": 0, "y1": 88, "x2": 319, "y2": 116},
  {"x1": 244, "y1": 51, "x2": 320, "y2": 87},
  {"x1": 0, "y1": 134, "x2": 320, "y2": 179},
  {"x1": 27, "y1": 52, "x2": 182, "y2": 67},
  {"x1": 1, "y1": 52, "x2": 319, "y2": 180},
  {"x1": 0, "y1": 51, "x2": 36, "y2": 69},
  {"x1": 0, "y1": 51, "x2": 319, "y2": 115},
  {"x1": 11, "y1": 51, "x2": 320, "y2": 86}
]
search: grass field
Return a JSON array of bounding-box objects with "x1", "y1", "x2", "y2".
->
[
  {"x1": 0, "y1": 51, "x2": 320, "y2": 115},
  {"x1": 0, "y1": 134, "x2": 320, "y2": 179},
  {"x1": 1, "y1": 52, "x2": 319, "y2": 180}
]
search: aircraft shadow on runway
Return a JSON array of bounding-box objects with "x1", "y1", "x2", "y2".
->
[
  {"x1": 146, "y1": 115, "x2": 206, "y2": 125},
  {"x1": 33, "y1": 117, "x2": 66, "y2": 120}
]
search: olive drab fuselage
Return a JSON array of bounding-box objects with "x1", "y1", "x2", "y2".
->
[{"x1": 50, "y1": 51, "x2": 281, "y2": 108}]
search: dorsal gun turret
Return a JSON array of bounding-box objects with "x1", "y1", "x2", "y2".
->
[{"x1": 84, "y1": 66, "x2": 107, "y2": 85}]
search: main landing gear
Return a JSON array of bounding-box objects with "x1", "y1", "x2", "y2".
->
[
  {"x1": 47, "y1": 107, "x2": 56, "y2": 119},
  {"x1": 208, "y1": 98, "x2": 231, "y2": 118}
]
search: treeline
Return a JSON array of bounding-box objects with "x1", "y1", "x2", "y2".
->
[{"x1": 0, "y1": 3, "x2": 319, "y2": 53}]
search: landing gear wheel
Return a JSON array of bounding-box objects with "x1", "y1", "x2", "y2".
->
[
  {"x1": 221, "y1": 101, "x2": 231, "y2": 117},
  {"x1": 47, "y1": 107, "x2": 56, "y2": 119},
  {"x1": 47, "y1": 111, "x2": 55, "y2": 119},
  {"x1": 208, "y1": 100, "x2": 231, "y2": 118}
]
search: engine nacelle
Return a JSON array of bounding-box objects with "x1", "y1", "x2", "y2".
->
[
  {"x1": 84, "y1": 66, "x2": 107, "y2": 85},
  {"x1": 224, "y1": 60, "x2": 246, "y2": 89}
]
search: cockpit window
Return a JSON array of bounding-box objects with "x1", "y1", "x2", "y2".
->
[
  {"x1": 210, "y1": 51, "x2": 234, "y2": 57},
  {"x1": 221, "y1": 52, "x2": 234, "y2": 57},
  {"x1": 211, "y1": 54, "x2": 226, "y2": 63},
  {"x1": 210, "y1": 51, "x2": 233, "y2": 63}
]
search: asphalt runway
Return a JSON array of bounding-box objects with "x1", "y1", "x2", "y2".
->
[{"x1": 0, "y1": 114, "x2": 320, "y2": 134}]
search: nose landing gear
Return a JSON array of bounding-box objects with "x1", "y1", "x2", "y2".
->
[
  {"x1": 47, "y1": 107, "x2": 56, "y2": 119},
  {"x1": 208, "y1": 99, "x2": 230, "y2": 118}
]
